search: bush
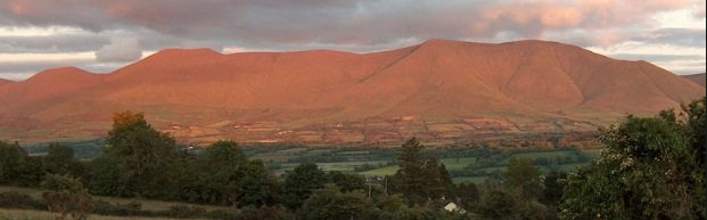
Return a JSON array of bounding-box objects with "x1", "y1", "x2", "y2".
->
[{"x1": 0, "y1": 191, "x2": 45, "y2": 209}]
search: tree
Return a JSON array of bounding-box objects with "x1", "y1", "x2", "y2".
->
[
  {"x1": 42, "y1": 174, "x2": 94, "y2": 220},
  {"x1": 477, "y1": 190, "x2": 517, "y2": 220},
  {"x1": 44, "y1": 143, "x2": 83, "y2": 177},
  {"x1": 281, "y1": 163, "x2": 327, "y2": 209},
  {"x1": 561, "y1": 98, "x2": 706, "y2": 219},
  {"x1": 200, "y1": 140, "x2": 247, "y2": 206},
  {"x1": 0, "y1": 140, "x2": 25, "y2": 184},
  {"x1": 102, "y1": 111, "x2": 179, "y2": 198},
  {"x1": 453, "y1": 182, "x2": 479, "y2": 209},
  {"x1": 503, "y1": 158, "x2": 542, "y2": 199},
  {"x1": 87, "y1": 155, "x2": 122, "y2": 196},
  {"x1": 46, "y1": 143, "x2": 74, "y2": 162},
  {"x1": 299, "y1": 185, "x2": 374, "y2": 220},
  {"x1": 328, "y1": 171, "x2": 366, "y2": 192},
  {"x1": 239, "y1": 160, "x2": 278, "y2": 207},
  {"x1": 392, "y1": 137, "x2": 451, "y2": 205},
  {"x1": 541, "y1": 171, "x2": 566, "y2": 207}
]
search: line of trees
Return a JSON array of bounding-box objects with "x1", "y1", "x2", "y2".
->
[{"x1": 1, "y1": 97, "x2": 705, "y2": 220}]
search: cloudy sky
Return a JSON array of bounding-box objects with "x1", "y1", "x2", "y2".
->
[{"x1": 0, "y1": 0, "x2": 705, "y2": 80}]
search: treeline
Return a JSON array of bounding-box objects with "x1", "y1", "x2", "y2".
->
[{"x1": 1, "y1": 98, "x2": 705, "y2": 220}]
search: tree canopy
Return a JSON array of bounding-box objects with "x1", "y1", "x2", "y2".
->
[{"x1": 561, "y1": 98, "x2": 706, "y2": 219}]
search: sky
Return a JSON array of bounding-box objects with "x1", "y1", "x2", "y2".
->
[{"x1": 0, "y1": 0, "x2": 705, "y2": 81}]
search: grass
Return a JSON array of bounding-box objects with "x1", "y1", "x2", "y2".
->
[{"x1": 0, "y1": 208, "x2": 205, "y2": 220}]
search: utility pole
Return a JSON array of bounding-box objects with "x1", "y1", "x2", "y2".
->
[{"x1": 384, "y1": 176, "x2": 388, "y2": 196}]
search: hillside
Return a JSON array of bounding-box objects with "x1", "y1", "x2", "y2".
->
[
  {"x1": 0, "y1": 79, "x2": 12, "y2": 86},
  {"x1": 682, "y1": 73, "x2": 706, "y2": 87},
  {"x1": 0, "y1": 39, "x2": 704, "y2": 146}
]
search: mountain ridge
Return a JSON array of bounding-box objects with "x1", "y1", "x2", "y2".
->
[
  {"x1": 681, "y1": 73, "x2": 705, "y2": 87},
  {"x1": 0, "y1": 39, "x2": 704, "y2": 145}
]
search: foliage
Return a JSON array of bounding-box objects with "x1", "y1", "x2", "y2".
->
[
  {"x1": 541, "y1": 171, "x2": 566, "y2": 207},
  {"x1": 41, "y1": 174, "x2": 94, "y2": 220},
  {"x1": 199, "y1": 140, "x2": 247, "y2": 206},
  {"x1": 0, "y1": 141, "x2": 25, "y2": 184},
  {"x1": 102, "y1": 111, "x2": 179, "y2": 198},
  {"x1": 44, "y1": 144, "x2": 86, "y2": 180},
  {"x1": 281, "y1": 163, "x2": 327, "y2": 209},
  {"x1": 561, "y1": 98, "x2": 706, "y2": 219},
  {"x1": 392, "y1": 137, "x2": 452, "y2": 205},
  {"x1": 451, "y1": 182, "x2": 479, "y2": 209},
  {"x1": 238, "y1": 160, "x2": 278, "y2": 207},
  {"x1": 298, "y1": 185, "x2": 375, "y2": 220},
  {"x1": 504, "y1": 158, "x2": 542, "y2": 199},
  {"x1": 328, "y1": 171, "x2": 367, "y2": 192},
  {"x1": 476, "y1": 189, "x2": 517, "y2": 220}
]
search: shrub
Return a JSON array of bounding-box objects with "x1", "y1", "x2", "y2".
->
[{"x1": 41, "y1": 174, "x2": 94, "y2": 220}]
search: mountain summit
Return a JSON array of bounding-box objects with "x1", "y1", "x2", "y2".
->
[{"x1": 0, "y1": 40, "x2": 704, "y2": 145}]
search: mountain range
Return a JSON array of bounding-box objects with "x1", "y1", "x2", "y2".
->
[
  {"x1": 0, "y1": 39, "x2": 704, "y2": 146},
  {"x1": 682, "y1": 73, "x2": 706, "y2": 87}
]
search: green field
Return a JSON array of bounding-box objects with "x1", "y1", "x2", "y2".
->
[
  {"x1": 231, "y1": 145, "x2": 593, "y2": 183},
  {"x1": 22, "y1": 139, "x2": 598, "y2": 184}
]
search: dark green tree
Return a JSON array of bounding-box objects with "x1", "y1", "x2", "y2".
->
[
  {"x1": 44, "y1": 143, "x2": 84, "y2": 177},
  {"x1": 328, "y1": 171, "x2": 366, "y2": 192},
  {"x1": 100, "y1": 111, "x2": 179, "y2": 198},
  {"x1": 477, "y1": 190, "x2": 517, "y2": 220},
  {"x1": 392, "y1": 137, "x2": 451, "y2": 205},
  {"x1": 453, "y1": 182, "x2": 480, "y2": 209},
  {"x1": 298, "y1": 185, "x2": 374, "y2": 220},
  {"x1": 281, "y1": 163, "x2": 327, "y2": 209},
  {"x1": 87, "y1": 155, "x2": 122, "y2": 196},
  {"x1": 238, "y1": 160, "x2": 278, "y2": 207},
  {"x1": 541, "y1": 171, "x2": 566, "y2": 207},
  {"x1": 0, "y1": 140, "x2": 25, "y2": 184},
  {"x1": 199, "y1": 140, "x2": 247, "y2": 206},
  {"x1": 561, "y1": 98, "x2": 706, "y2": 219},
  {"x1": 504, "y1": 158, "x2": 542, "y2": 199}
]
